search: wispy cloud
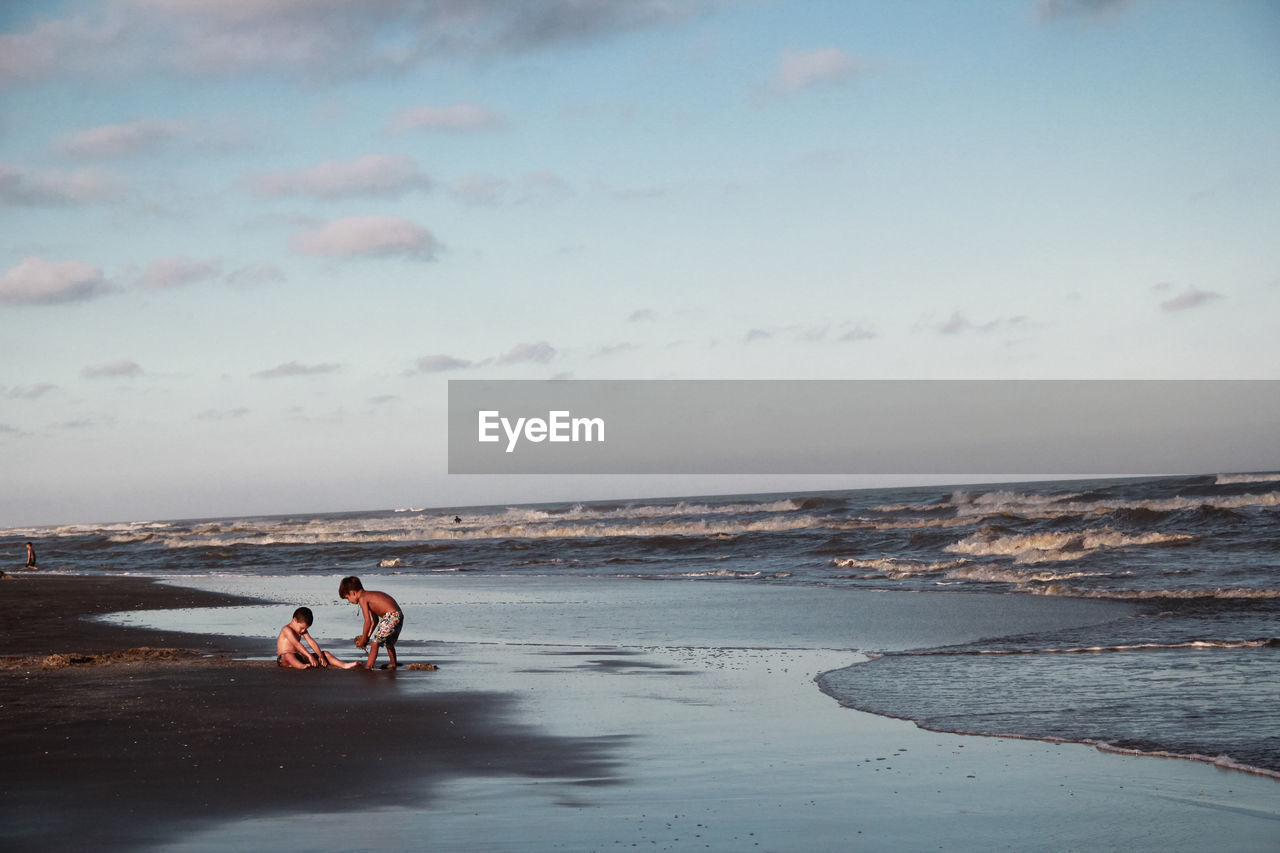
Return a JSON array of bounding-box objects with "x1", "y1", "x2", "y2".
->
[
  {"x1": 496, "y1": 341, "x2": 556, "y2": 365},
  {"x1": 1, "y1": 1, "x2": 712, "y2": 85},
  {"x1": 290, "y1": 216, "x2": 439, "y2": 261},
  {"x1": 225, "y1": 263, "x2": 286, "y2": 288},
  {"x1": 2, "y1": 383, "x2": 58, "y2": 400},
  {"x1": 413, "y1": 341, "x2": 558, "y2": 373},
  {"x1": 253, "y1": 361, "x2": 341, "y2": 379},
  {"x1": 839, "y1": 324, "x2": 878, "y2": 342},
  {"x1": 138, "y1": 255, "x2": 222, "y2": 289},
  {"x1": 935, "y1": 311, "x2": 1029, "y2": 335},
  {"x1": 628, "y1": 309, "x2": 655, "y2": 323},
  {"x1": 389, "y1": 104, "x2": 507, "y2": 133},
  {"x1": 450, "y1": 174, "x2": 511, "y2": 206},
  {"x1": 0, "y1": 163, "x2": 118, "y2": 206},
  {"x1": 82, "y1": 359, "x2": 143, "y2": 379},
  {"x1": 1038, "y1": 0, "x2": 1135, "y2": 22},
  {"x1": 193, "y1": 407, "x2": 250, "y2": 421},
  {"x1": 247, "y1": 154, "x2": 432, "y2": 199},
  {"x1": 767, "y1": 47, "x2": 862, "y2": 95},
  {"x1": 1157, "y1": 285, "x2": 1223, "y2": 313},
  {"x1": 415, "y1": 355, "x2": 475, "y2": 373},
  {"x1": 56, "y1": 118, "x2": 186, "y2": 158},
  {"x1": 0, "y1": 256, "x2": 112, "y2": 305}
]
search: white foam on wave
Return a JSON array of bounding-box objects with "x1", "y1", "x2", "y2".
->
[
  {"x1": 948, "y1": 638, "x2": 1280, "y2": 655},
  {"x1": 944, "y1": 527, "x2": 1196, "y2": 564},
  {"x1": 1025, "y1": 584, "x2": 1280, "y2": 600},
  {"x1": 832, "y1": 556, "x2": 971, "y2": 577},
  {"x1": 1215, "y1": 472, "x2": 1280, "y2": 485},
  {"x1": 157, "y1": 511, "x2": 828, "y2": 548},
  {"x1": 874, "y1": 489, "x2": 1280, "y2": 527}
]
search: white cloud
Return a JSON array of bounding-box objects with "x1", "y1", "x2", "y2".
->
[
  {"x1": 194, "y1": 407, "x2": 250, "y2": 421},
  {"x1": 1038, "y1": 0, "x2": 1135, "y2": 21},
  {"x1": 247, "y1": 154, "x2": 432, "y2": 199},
  {"x1": 82, "y1": 359, "x2": 144, "y2": 379},
  {"x1": 253, "y1": 361, "x2": 342, "y2": 379},
  {"x1": 0, "y1": 163, "x2": 118, "y2": 206},
  {"x1": 769, "y1": 47, "x2": 860, "y2": 95},
  {"x1": 57, "y1": 118, "x2": 185, "y2": 158},
  {"x1": 225, "y1": 263, "x2": 286, "y2": 288},
  {"x1": 0, "y1": 256, "x2": 111, "y2": 305},
  {"x1": 290, "y1": 216, "x2": 440, "y2": 260},
  {"x1": 1159, "y1": 286, "x2": 1223, "y2": 313},
  {"x1": 496, "y1": 342, "x2": 556, "y2": 365},
  {"x1": 2, "y1": 383, "x2": 58, "y2": 400},
  {"x1": 0, "y1": 1, "x2": 713, "y2": 85},
  {"x1": 415, "y1": 354, "x2": 474, "y2": 373},
  {"x1": 390, "y1": 104, "x2": 507, "y2": 133},
  {"x1": 450, "y1": 174, "x2": 511, "y2": 206},
  {"x1": 138, "y1": 255, "x2": 222, "y2": 289}
]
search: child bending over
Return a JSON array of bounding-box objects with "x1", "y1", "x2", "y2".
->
[{"x1": 339, "y1": 576, "x2": 403, "y2": 669}]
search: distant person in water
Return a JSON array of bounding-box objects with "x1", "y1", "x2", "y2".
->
[
  {"x1": 453, "y1": 516, "x2": 461, "y2": 524},
  {"x1": 25, "y1": 542, "x2": 37, "y2": 569},
  {"x1": 276, "y1": 607, "x2": 360, "y2": 670},
  {"x1": 339, "y1": 576, "x2": 403, "y2": 669}
]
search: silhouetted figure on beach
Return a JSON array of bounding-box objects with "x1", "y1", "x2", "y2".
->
[
  {"x1": 25, "y1": 542, "x2": 37, "y2": 569},
  {"x1": 453, "y1": 516, "x2": 462, "y2": 524}
]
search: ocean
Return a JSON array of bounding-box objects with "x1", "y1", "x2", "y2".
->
[{"x1": 5, "y1": 473, "x2": 1278, "y2": 779}]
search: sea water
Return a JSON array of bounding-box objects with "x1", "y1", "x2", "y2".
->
[{"x1": 5, "y1": 473, "x2": 1278, "y2": 777}]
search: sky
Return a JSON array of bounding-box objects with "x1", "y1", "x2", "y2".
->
[{"x1": 1, "y1": 0, "x2": 1278, "y2": 527}]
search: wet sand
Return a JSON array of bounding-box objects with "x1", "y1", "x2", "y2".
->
[{"x1": 1, "y1": 574, "x2": 1277, "y2": 852}]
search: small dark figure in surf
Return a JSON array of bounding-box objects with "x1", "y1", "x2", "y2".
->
[
  {"x1": 25, "y1": 542, "x2": 37, "y2": 569},
  {"x1": 453, "y1": 516, "x2": 462, "y2": 524}
]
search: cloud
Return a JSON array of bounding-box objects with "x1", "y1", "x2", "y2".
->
[
  {"x1": 390, "y1": 103, "x2": 507, "y2": 133},
  {"x1": 3, "y1": 383, "x2": 58, "y2": 400},
  {"x1": 0, "y1": 163, "x2": 119, "y2": 206},
  {"x1": 57, "y1": 118, "x2": 186, "y2": 158},
  {"x1": 768, "y1": 47, "x2": 861, "y2": 95},
  {"x1": 518, "y1": 170, "x2": 573, "y2": 204},
  {"x1": 594, "y1": 342, "x2": 638, "y2": 358},
  {"x1": 628, "y1": 309, "x2": 655, "y2": 323},
  {"x1": 1, "y1": 1, "x2": 712, "y2": 85},
  {"x1": 193, "y1": 407, "x2": 250, "y2": 421},
  {"x1": 415, "y1": 354, "x2": 474, "y2": 373},
  {"x1": 450, "y1": 174, "x2": 511, "y2": 206},
  {"x1": 225, "y1": 262, "x2": 286, "y2": 288},
  {"x1": 138, "y1": 255, "x2": 222, "y2": 289},
  {"x1": 935, "y1": 311, "x2": 1029, "y2": 335},
  {"x1": 253, "y1": 361, "x2": 342, "y2": 379},
  {"x1": 1159, "y1": 286, "x2": 1224, "y2": 313},
  {"x1": 0, "y1": 256, "x2": 112, "y2": 305},
  {"x1": 743, "y1": 328, "x2": 771, "y2": 343},
  {"x1": 290, "y1": 215, "x2": 439, "y2": 260},
  {"x1": 247, "y1": 154, "x2": 432, "y2": 199},
  {"x1": 82, "y1": 359, "x2": 143, "y2": 379},
  {"x1": 1038, "y1": 0, "x2": 1135, "y2": 21},
  {"x1": 839, "y1": 324, "x2": 878, "y2": 342},
  {"x1": 495, "y1": 341, "x2": 556, "y2": 365}
]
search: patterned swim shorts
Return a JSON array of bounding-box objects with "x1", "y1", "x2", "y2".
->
[{"x1": 369, "y1": 609, "x2": 403, "y2": 647}]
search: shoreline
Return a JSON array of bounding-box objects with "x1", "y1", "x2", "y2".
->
[{"x1": 3, "y1": 573, "x2": 1278, "y2": 852}]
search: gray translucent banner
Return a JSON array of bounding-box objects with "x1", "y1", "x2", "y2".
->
[{"x1": 447, "y1": 380, "x2": 1280, "y2": 475}]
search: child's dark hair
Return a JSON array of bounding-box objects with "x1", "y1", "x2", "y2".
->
[
  {"x1": 338, "y1": 576, "x2": 363, "y2": 597},
  {"x1": 293, "y1": 606, "x2": 313, "y2": 626}
]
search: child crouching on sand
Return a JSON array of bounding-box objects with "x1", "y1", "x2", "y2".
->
[
  {"x1": 276, "y1": 606, "x2": 360, "y2": 669},
  {"x1": 339, "y1": 576, "x2": 403, "y2": 669}
]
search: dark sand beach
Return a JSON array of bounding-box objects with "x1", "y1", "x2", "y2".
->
[
  {"x1": 0, "y1": 576, "x2": 621, "y2": 851},
  {"x1": 2, "y1": 573, "x2": 1277, "y2": 852}
]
